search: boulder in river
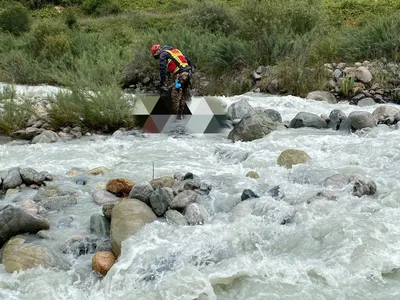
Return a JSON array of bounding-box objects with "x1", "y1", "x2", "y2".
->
[
  {"x1": 289, "y1": 112, "x2": 328, "y2": 129},
  {"x1": 184, "y1": 203, "x2": 209, "y2": 225},
  {"x1": 2, "y1": 168, "x2": 22, "y2": 190},
  {"x1": 93, "y1": 190, "x2": 120, "y2": 206},
  {"x1": 306, "y1": 91, "x2": 337, "y2": 104},
  {"x1": 165, "y1": 209, "x2": 188, "y2": 226},
  {"x1": 348, "y1": 111, "x2": 376, "y2": 131},
  {"x1": 226, "y1": 98, "x2": 254, "y2": 120},
  {"x1": 106, "y1": 178, "x2": 135, "y2": 197},
  {"x1": 277, "y1": 149, "x2": 311, "y2": 169},
  {"x1": 150, "y1": 176, "x2": 175, "y2": 190},
  {"x1": 228, "y1": 109, "x2": 285, "y2": 142},
  {"x1": 128, "y1": 181, "x2": 154, "y2": 205},
  {"x1": 110, "y1": 199, "x2": 157, "y2": 257},
  {"x1": 31, "y1": 130, "x2": 60, "y2": 144},
  {"x1": 168, "y1": 189, "x2": 198, "y2": 209},
  {"x1": 0, "y1": 205, "x2": 50, "y2": 248},
  {"x1": 2, "y1": 236, "x2": 55, "y2": 273},
  {"x1": 92, "y1": 251, "x2": 116, "y2": 276}
]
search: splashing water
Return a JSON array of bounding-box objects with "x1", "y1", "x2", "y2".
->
[{"x1": 1, "y1": 85, "x2": 400, "y2": 300}]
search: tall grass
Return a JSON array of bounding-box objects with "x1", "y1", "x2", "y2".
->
[{"x1": 0, "y1": 85, "x2": 38, "y2": 135}]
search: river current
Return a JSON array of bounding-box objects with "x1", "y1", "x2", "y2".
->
[{"x1": 1, "y1": 84, "x2": 400, "y2": 300}]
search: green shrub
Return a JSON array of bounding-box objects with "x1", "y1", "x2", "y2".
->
[
  {"x1": 0, "y1": 2, "x2": 32, "y2": 36},
  {"x1": 65, "y1": 9, "x2": 77, "y2": 28},
  {"x1": 274, "y1": 53, "x2": 330, "y2": 97},
  {"x1": 0, "y1": 86, "x2": 36, "y2": 135},
  {"x1": 0, "y1": 51, "x2": 33, "y2": 83},
  {"x1": 180, "y1": 0, "x2": 238, "y2": 35},
  {"x1": 30, "y1": 19, "x2": 70, "y2": 57},
  {"x1": 82, "y1": 0, "x2": 121, "y2": 16},
  {"x1": 41, "y1": 33, "x2": 72, "y2": 59},
  {"x1": 48, "y1": 85, "x2": 136, "y2": 131}
]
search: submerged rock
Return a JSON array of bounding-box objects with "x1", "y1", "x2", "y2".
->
[
  {"x1": 92, "y1": 190, "x2": 120, "y2": 205},
  {"x1": 241, "y1": 189, "x2": 259, "y2": 201},
  {"x1": 277, "y1": 149, "x2": 311, "y2": 169},
  {"x1": 90, "y1": 214, "x2": 111, "y2": 236},
  {"x1": 184, "y1": 203, "x2": 209, "y2": 225},
  {"x1": 2, "y1": 236, "x2": 55, "y2": 273},
  {"x1": 353, "y1": 179, "x2": 377, "y2": 197},
  {"x1": 246, "y1": 171, "x2": 259, "y2": 179}
]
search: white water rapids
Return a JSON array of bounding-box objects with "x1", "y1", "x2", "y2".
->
[{"x1": 1, "y1": 84, "x2": 400, "y2": 300}]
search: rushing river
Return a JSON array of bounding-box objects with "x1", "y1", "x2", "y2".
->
[{"x1": 1, "y1": 84, "x2": 400, "y2": 300}]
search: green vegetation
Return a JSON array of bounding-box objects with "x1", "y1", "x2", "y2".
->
[{"x1": 0, "y1": 0, "x2": 400, "y2": 135}]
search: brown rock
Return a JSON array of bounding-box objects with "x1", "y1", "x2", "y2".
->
[
  {"x1": 106, "y1": 178, "x2": 135, "y2": 197},
  {"x1": 87, "y1": 167, "x2": 110, "y2": 176},
  {"x1": 66, "y1": 170, "x2": 80, "y2": 176},
  {"x1": 246, "y1": 171, "x2": 259, "y2": 179},
  {"x1": 150, "y1": 176, "x2": 175, "y2": 189},
  {"x1": 92, "y1": 251, "x2": 117, "y2": 276},
  {"x1": 277, "y1": 149, "x2": 311, "y2": 169}
]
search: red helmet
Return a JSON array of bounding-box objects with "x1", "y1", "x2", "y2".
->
[{"x1": 151, "y1": 44, "x2": 161, "y2": 56}]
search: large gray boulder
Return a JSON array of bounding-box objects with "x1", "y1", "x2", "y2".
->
[
  {"x1": 20, "y1": 168, "x2": 47, "y2": 186},
  {"x1": 327, "y1": 109, "x2": 351, "y2": 131},
  {"x1": 0, "y1": 205, "x2": 50, "y2": 247},
  {"x1": 90, "y1": 213, "x2": 110, "y2": 236},
  {"x1": 149, "y1": 188, "x2": 170, "y2": 217},
  {"x1": 184, "y1": 203, "x2": 209, "y2": 225},
  {"x1": 355, "y1": 66, "x2": 372, "y2": 83},
  {"x1": 169, "y1": 190, "x2": 198, "y2": 209},
  {"x1": 348, "y1": 111, "x2": 376, "y2": 130},
  {"x1": 165, "y1": 209, "x2": 188, "y2": 226},
  {"x1": 31, "y1": 130, "x2": 60, "y2": 144},
  {"x1": 2, "y1": 168, "x2": 22, "y2": 190},
  {"x1": 289, "y1": 112, "x2": 328, "y2": 129},
  {"x1": 306, "y1": 91, "x2": 337, "y2": 104},
  {"x1": 110, "y1": 199, "x2": 157, "y2": 257},
  {"x1": 128, "y1": 181, "x2": 154, "y2": 205},
  {"x1": 11, "y1": 127, "x2": 44, "y2": 140},
  {"x1": 227, "y1": 99, "x2": 253, "y2": 120},
  {"x1": 372, "y1": 106, "x2": 400, "y2": 124},
  {"x1": 228, "y1": 109, "x2": 285, "y2": 142}
]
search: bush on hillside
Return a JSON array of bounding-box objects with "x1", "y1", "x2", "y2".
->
[
  {"x1": 30, "y1": 19, "x2": 71, "y2": 58},
  {"x1": 82, "y1": 0, "x2": 121, "y2": 16},
  {"x1": 0, "y1": 2, "x2": 32, "y2": 36},
  {"x1": 180, "y1": 1, "x2": 238, "y2": 35},
  {"x1": 0, "y1": 51, "x2": 33, "y2": 83}
]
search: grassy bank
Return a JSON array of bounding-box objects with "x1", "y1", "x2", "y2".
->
[{"x1": 0, "y1": 0, "x2": 400, "y2": 135}]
